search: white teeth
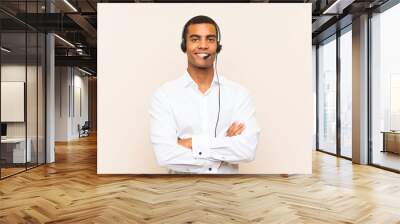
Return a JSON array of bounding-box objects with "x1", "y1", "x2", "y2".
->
[{"x1": 197, "y1": 53, "x2": 209, "y2": 57}]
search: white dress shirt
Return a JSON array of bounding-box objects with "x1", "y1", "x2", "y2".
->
[{"x1": 149, "y1": 71, "x2": 260, "y2": 174}]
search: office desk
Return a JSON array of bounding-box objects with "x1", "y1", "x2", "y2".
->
[
  {"x1": 382, "y1": 131, "x2": 400, "y2": 154},
  {"x1": 1, "y1": 138, "x2": 32, "y2": 163}
]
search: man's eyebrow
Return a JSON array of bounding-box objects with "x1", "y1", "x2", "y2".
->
[
  {"x1": 188, "y1": 34, "x2": 217, "y2": 39},
  {"x1": 189, "y1": 34, "x2": 201, "y2": 39}
]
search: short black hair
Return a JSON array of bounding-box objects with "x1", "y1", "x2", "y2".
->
[{"x1": 182, "y1": 15, "x2": 220, "y2": 41}]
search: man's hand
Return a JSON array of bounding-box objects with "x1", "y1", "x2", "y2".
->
[
  {"x1": 177, "y1": 138, "x2": 192, "y2": 149},
  {"x1": 177, "y1": 122, "x2": 244, "y2": 149},
  {"x1": 226, "y1": 122, "x2": 245, "y2": 137}
]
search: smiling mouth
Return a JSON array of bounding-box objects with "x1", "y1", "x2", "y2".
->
[{"x1": 195, "y1": 53, "x2": 210, "y2": 58}]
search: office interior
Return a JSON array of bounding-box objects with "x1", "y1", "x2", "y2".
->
[{"x1": 0, "y1": 0, "x2": 400, "y2": 222}]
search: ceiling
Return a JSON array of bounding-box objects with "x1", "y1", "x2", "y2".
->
[{"x1": 0, "y1": 0, "x2": 393, "y2": 75}]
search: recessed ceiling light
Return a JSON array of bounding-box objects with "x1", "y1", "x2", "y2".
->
[
  {"x1": 54, "y1": 34, "x2": 75, "y2": 48},
  {"x1": 78, "y1": 67, "x2": 93, "y2": 76},
  {"x1": 322, "y1": 0, "x2": 354, "y2": 15},
  {"x1": 63, "y1": 0, "x2": 78, "y2": 12},
  {"x1": 1, "y1": 47, "x2": 11, "y2": 53}
]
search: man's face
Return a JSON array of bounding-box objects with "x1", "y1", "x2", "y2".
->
[{"x1": 185, "y1": 23, "x2": 218, "y2": 69}]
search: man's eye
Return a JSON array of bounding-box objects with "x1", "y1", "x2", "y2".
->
[
  {"x1": 208, "y1": 38, "x2": 216, "y2": 42},
  {"x1": 191, "y1": 38, "x2": 199, "y2": 42}
]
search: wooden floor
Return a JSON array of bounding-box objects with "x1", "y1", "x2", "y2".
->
[
  {"x1": 0, "y1": 167, "x2": 26, "y2": 178},
  {"x1": 1, "y1": 163, "x2": 44, "y2": 178},
  {"x1": 373, "y1": 150, "x2": 400, "y2": 171},
  {"x1": 1, "y1": 134, "x2": 400, "y2": 223}
]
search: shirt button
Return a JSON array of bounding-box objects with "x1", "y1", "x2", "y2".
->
[
  {"x1": 209, "y1": 168, "x2": 212, "y2": 171},
  {"x1": 199, "y1": 152, "x2": 202, "y2": 155}
]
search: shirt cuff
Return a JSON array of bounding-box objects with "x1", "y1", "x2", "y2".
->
[
  {"x1": 209, "y1": 137, "x2": 232, "y2": 149},
  {"x1": 192, "y1": 134, "x2": 211, "y2": 159}
]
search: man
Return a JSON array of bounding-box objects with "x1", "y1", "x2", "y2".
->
[{"x1": 149, "y1": 15, "x2": 260, "y2": 174}]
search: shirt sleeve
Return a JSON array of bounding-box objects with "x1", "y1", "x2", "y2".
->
[
  {"x1": 149, "y1": 88, "x2": 211, "y2": 172},
  {"x1": 191, "y1": 89, "x2": 260, "y2": 164}
]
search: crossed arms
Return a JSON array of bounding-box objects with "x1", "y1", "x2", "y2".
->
[{"x1": 149, "y1": 88, "x2": 260, "y2": 170}]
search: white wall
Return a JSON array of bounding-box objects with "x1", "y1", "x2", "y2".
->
[
  {"x1": 98, "y1": 3, "x2": 313, "y2": 174},
  {"x1": 55, "y1": 67, "x2": 89, "y2": 141},
  {"x1": 72, "y1": 72, "x2": 89, "y2": 138},
  {"x1": 55, "y1": 67, "x2": 69, "y2": 141}
]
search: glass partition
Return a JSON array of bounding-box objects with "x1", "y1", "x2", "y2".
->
[
  {"x1": 38, "y1": 32, "x2": 45, "y2": 165},
  {"x1": 27, "y1": 31, "x2": 38, "y2": 169},
  {"x1": 0, "y1": 1, "x2": 46, "y2": 179},
  {"x1": 0, "y1": 31, "x2": 28, "y2": 177}
]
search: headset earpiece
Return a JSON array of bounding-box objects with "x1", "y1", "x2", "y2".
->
[
  {"x1": 216, "y1": 43, "x2": 222, "y2": 53},
  {"x1": 181, "y1": 40, "x2": 187, "y2": 52}
]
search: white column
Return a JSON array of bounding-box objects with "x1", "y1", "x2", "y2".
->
[
  {"x1": 352, "y1": 14, "x2": 369, "y2": 164},
  {"x1": 46, "y1": 33, "x2": 55, "y2": 163}
]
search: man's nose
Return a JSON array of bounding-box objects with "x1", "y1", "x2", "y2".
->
[{"x1": 198, "y1": 39, "x2": 208, "y2": 49}]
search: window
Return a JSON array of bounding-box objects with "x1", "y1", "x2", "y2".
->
[
  {"x1": 317, "y1": 36, "x2": 337, "y2": 154},
  {"x1": 339, "y1": 28, "x2": 352, "y2": 158},
  {"x1": 371, "y1": 3, "x2": 400, "y2": 171}
]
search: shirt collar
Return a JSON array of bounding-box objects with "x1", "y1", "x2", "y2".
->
[{"x1": 182, "y1": 70, "x2": 224, "y2": 88}]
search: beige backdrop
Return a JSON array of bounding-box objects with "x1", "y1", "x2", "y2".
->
[{"x1": 97, "y1": 3, "x2": 312, "y2": 174}]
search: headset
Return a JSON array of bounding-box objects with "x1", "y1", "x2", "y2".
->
[{"x1": 181, "y1": 16, "x2": 222, "y2": 138}]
